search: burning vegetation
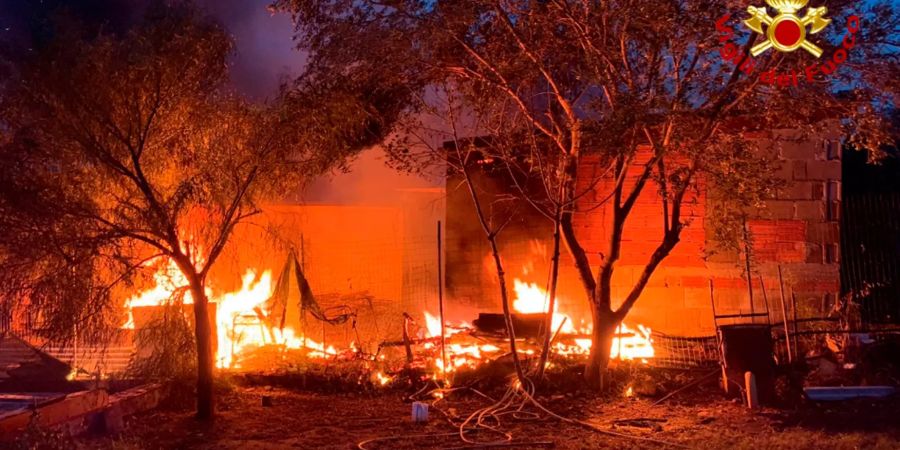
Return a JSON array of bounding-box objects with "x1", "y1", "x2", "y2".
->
[
  {"x1": 0, "y1": 0, "x2": 899, "y2": 448},
  {"x1": 120, "y1": 250, "x2": 654, "y2": 386}
]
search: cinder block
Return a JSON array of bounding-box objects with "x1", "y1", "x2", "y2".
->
[
  {"x1": 806, "y1": 222, "x2": 839, "y2": 244},
  {"x1": 681, "y1": 276, "x2": 710, "y2": 288},
  {"x1": 792, "y1": 160, "x2": 808, "y2": 180},
  {"x1": 806, "y1": 243, "x2": 823, "y2": 263},
  {"x1": 713, "y1": 289, "x2": 746, "y2": 311},
  {"x1": 705, "y1": 248, "x2": 740, "y2": 263},
  {"x1": 643, "y1": 270, "x2": 666, "y2": 287},
  {"x1": 637, "y1": 287, "x2": 684, "y2": 308},
  {"x1": 610, "y1": 267, "x2": 634, "y2": 288},
  {"x1": 764, "y1": 201, "x2": 796, "y2": 219},
  {"x1": 806, "y1": 160, "x2": 842, "y2": 180},
  {"x1": 684, "y1": 287, "x2": 712, "y2": 309},
  {"x1": 810, "y1": 182, "x2": 825, "y2": 200},
  {"x1": 778, "y1": 181, "x2": 815, "y2": 200},
  {"x1": 779, "y1": 141, "x2": 819, "y2": 160},
  {"x1": 775, "y1": 220, "x2": 807, "y2": 241},
  {"x1": 774, "y1": 241, "x2": 805, "y2": 262},
  {"x1": 774, "y1": 161, "x2": 793, "y2": 180},
  {"x1": 795, "y1": 201, "x2": 825, "y2": 220}
]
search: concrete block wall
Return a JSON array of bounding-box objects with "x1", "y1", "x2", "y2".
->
[{"x1": 444, "y1": 130, "x2": 842, "y2": 337}]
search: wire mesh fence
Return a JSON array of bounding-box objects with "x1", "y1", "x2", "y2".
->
[
  {"x1": 649, "y1": 333, "x2": 719, "y2": 369},
  {"x1": 841, "y1": 193, "x2": 900, "y2": 325},
  {"x1": 5, "y1": 192, "x2": 900, "y2": 374}
]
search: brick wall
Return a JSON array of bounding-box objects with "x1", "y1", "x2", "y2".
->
[{"x1": 445, "y1": 129, "x2": 842, "y2": 336}]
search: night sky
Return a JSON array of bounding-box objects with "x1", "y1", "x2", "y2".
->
[
  {"x1": 0, "y1": 0, "x2": 436, "y2": 204},
  {"x1": 0, "y1": 0, "x2": 302, "y2": 98}
]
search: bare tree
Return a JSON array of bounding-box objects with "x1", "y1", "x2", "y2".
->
[
  {"x1": 278, "y1": 0, "x2": 897, "y2": 386},
  {"x1": 0, "y1": 5, "x2": 394, "y2": 418}
]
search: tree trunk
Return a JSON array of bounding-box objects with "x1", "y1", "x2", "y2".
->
[
  {"x1": 584, "y1": 305, "x2": 618, "y2": 388},
  {"x1": 190, "y1": 283, "x2": 216, "y2": 420},
  {"x1": 487, "y1": 238, "x2": 528, "y2": 385},
  {"x1": 535, "y1": 208, "x2": 562, "y2": 379}
]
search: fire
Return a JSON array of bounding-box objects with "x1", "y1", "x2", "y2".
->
[
  {"x1": 122, "y1": 256, "x2": 339, "y2": 369},
  {"x1": 424, "y1": 311, "x2": 442, "y2": 338},
  {"x1": 552, "y1": 322, "x2": 655, "y2": 361},
  {"x1": 416, "y1": 278, "x2": 654, "y2": 378},
  {"x1": 512, "y1": 280, "x2": 578, "y2": 333},
  {"x1": 511, "y1": 278, "x2": 654, "y2": 362},
  {"x1": 122, "y1": 254, "x2": 653, "y2": 378},
  {"x1": 215, "y1": 270, "x2": 273, "y2": 368},
  {"x1": 422, "y1": 312, "x2": 499, "y2": 373},
  {"x1": 373, "y1": 371, "x2": 392, "y2": 386},
  {"x1": 122, "y1": 258, "x2": 201, "y2": 329}
]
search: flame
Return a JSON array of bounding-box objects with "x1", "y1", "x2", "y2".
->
[
  {"x1": 122, "y1": 255, "x2": 340, "y2": 369},
  {"x1": 511, "y1": 278, "x2": 654, "y2": 361},
  {"x1": 215, "y1": 270, "x2": 273, "y2": 368},
  {"x1": 424, "y1": 311, "x2": 442, "y2": 338},
  {"x1": 416, "y1": 278, "x2": 654, "y2": 379},
  {"x1": 512, "y1": 280, "x2": 577, "y2": 333},
  {"x1": 373, "y1": 371, "x2": 392, "y2": 386},
  {"x1": 122, "y1": 257, "x2": 201, "y2": 329},
  {"x1": 122, "y1": 255, "x2": 653, "y2": 379},
  {"x1": 422, "y1": 312, "x2": 498, "y2": 374}
]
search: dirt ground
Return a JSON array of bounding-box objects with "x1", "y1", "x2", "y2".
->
[{"x1": 65, "y1": 380, "x2": 900, "y2": 450}]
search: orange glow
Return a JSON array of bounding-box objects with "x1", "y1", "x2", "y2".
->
[
  {"x1": 373, "y1": 371, "x2": 393, "y2": 386},
  {"x1": 122, "y1": 255, "x2": 653, "y2": 379},
  {"x1": 415, "y1": 278, "x2": 654, "y2": 380},
  {"x1": 511, "y1": 278, "x2": 654, "y2": 362},
  {"x1": 122, "y1": 256, "x2": 340, "y2": 369},
  {"x1": 122, "y1": 257, "x2": 200, "y2": 329}
]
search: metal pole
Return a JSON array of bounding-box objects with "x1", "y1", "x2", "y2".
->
[
  {"x1": 758, "y1": 275, "x2": 771, "y2": 326},
  {"x1": 791, "y1": 291, "x2": 800, "y2": 358},
  {"x1": 743, "y1": 221, "x2": 755, "y2": 317},
  {"x1": 777, "y1": 266, "x2": 793, "y2": 363},
  {"x1": 709, "y1": 279, "x2": 728, "y2": 394},
  {"x1": 437, "y1": 221, "x2": 447, "y2": 382},
  {"x1": 299, "y1": 236, "x2": 307, "y2": 347}
]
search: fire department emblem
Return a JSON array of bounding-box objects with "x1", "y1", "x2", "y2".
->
[{"x1": 744, "y1": 0, "x2": 831, "y2": 57}]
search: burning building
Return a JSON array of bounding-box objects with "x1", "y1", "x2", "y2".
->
[
  {"x1": 1, "y1": 127, "x2": 842, "y2": 379},
  {"x1": 445, "y1": 129, "x2": 843, "y2": 349}
]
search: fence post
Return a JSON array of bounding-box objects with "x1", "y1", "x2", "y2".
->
[{"x1": 437, "y1": 221, "x2": 447, "y2": 382}]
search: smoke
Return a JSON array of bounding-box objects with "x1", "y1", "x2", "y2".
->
[
  {"x1": 195, "y1": 0, "x2": 305, "y2": 100},
  {"x1": 196, "y1": 0, "x2": 440, "y2": 203},
  {"x1": 302, "y1": 148, "x2": 438, "y2": 205}
]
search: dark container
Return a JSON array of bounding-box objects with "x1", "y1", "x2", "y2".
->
[
  {"x1": 473, "y1": 313, "x2": 548, "y2": 338},
  {"x1": 719, "y1": 324, "x2": 776, "y2": 403}
]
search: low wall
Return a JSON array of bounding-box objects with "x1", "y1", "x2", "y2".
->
[{"x1": 0, "y1": 383, "x2": 163, "y2": 440}]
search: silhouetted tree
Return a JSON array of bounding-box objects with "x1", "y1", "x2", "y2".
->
[
  {"x1": 276, "y1": 0, "x2": 898, "y2": 385},
  {"x1": 0, "y1": 4, "x2": 393, "y2": 418}
]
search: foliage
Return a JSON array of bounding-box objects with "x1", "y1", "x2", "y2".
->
[
  {"x1": 275, "y1": 0, "x2": 899, "y2": 383},
  {"x1": 13, "y1": 413, "x2": 74, "y2": 450},
  {"x1": 0, "y1": 3, "x2": 394, "y2": 417},
  {"x1": 127, "y1": 299, "x2": 197, "y2": 382}
]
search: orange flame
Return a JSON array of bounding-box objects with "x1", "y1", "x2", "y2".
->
[
  {"x1": 510, "y1": 278, "x2": 654, "y2": 362},
  {"x1": 122, "y1": 256, "x2": 339, "y2": 369}
]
